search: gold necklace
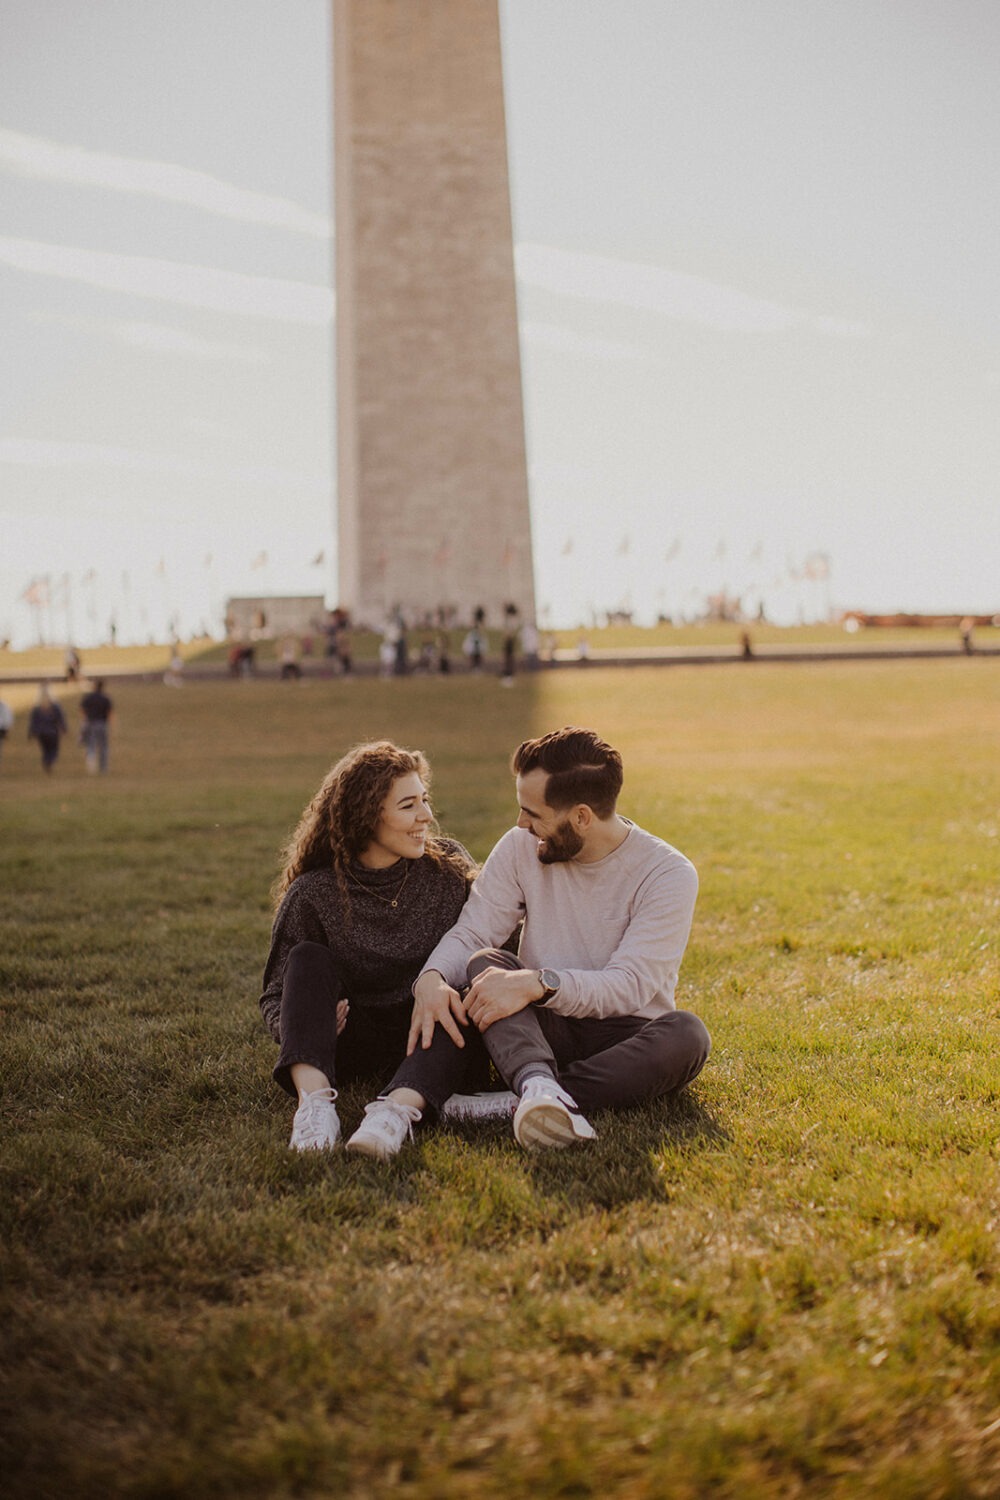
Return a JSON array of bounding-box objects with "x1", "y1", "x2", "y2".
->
[{"x1": 345, "y1": 860, "x2": 412, "y2": 908}]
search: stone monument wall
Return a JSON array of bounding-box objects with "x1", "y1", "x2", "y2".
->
[{"x1": 333, "y1": 0, "x2": 536, "y2": 627}]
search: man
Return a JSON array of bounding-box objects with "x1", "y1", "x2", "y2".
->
[
  {"x1": 349, "y1": 726, "x2": 709, "y2": 1157},
  {"x1": 79, "y1": 678, "x2": 113, "y2": 774}
]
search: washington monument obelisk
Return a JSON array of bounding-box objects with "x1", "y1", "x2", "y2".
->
[{"x1": 333, "y1": 0, "x2": 536, "y2": 627}]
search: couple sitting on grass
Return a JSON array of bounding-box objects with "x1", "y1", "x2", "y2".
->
[{"x1": 259, "y1": 725, "x2": 710, "y2": 1159}]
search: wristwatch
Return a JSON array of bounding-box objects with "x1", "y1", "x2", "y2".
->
[{"x1": 537, "y1": 968, "x2": 561, "y2": 1001}]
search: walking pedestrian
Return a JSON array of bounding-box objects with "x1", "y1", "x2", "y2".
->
[
  {"x1": 28, "y1": 685, "x2": 68, "y2": 772},
  {"x1": 79, "y1": 678, "x2": 113, "y2": 773}
]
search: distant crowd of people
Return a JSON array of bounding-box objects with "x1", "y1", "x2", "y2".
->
[
  {"x1": 369, "y1": 608, "x2": 548, "y2": 683},
  {"x1": 225, "y1": 604, "x2": 552, "y2": 686}
]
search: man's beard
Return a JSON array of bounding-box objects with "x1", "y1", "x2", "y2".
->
[{"x1": 537, "y1": 817, "x2": 584, "y2": 864}]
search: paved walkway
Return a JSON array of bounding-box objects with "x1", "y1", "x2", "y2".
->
[{"x1": 550, "y1": 641, "x2": 1000, "y2": 668}]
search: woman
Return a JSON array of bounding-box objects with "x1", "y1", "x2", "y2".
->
[
  {"x1": 27, "y1": 684, "x2": 68, "y2": 772},
  {"x1": 259, "y1": 740, "x2": 488, "y2": 1157}
]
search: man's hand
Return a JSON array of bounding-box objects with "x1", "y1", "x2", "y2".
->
[
  {"x1": 465, "y1": 966, "x2": 541, "y2": 1032},
  {"x1": 407, "y1": 970, "x2": 468, "y2": 1055}
]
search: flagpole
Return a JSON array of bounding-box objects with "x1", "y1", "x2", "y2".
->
[
  {"x1": 62, "y1": 573, "x2": 75, "y2": 647},
  {"x1": 82, "y1": 571, "x2": 98, "y2": 640}
]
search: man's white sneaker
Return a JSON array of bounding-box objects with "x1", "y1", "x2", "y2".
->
[
  {"x1": 289, "y1": 1087, "x2": 341, "y2": 1151},
  {"x1": 513, "y1": 1078, "x2": 596, "y2": 1150},
  {"x1": 346, "y1": 1098, "x2": 422, "y2": 1160},
  {"x1": 440, "y1": 1090, "x2": 518, "y2": 1123}
]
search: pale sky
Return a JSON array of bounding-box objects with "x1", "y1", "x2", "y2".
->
[{"x1": 2, "y1": 0, "x2": 998, "y2": 646}]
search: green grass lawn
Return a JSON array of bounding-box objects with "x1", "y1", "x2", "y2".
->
[{"x1": 2, "y1": 660, "x2": 999, "y2": 1498}]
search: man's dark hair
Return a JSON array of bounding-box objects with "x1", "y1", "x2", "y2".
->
[{"x1": 511, "y1": 726, "x2": 623, "y2": 818}]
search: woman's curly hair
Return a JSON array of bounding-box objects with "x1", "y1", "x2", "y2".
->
[{"x1": 273, "y1": 740, "x2": 471, "y2": 908}]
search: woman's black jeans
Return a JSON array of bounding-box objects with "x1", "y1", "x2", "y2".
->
[{"x1": 273, "y1": 941, "x2": 489, "y2": 1117}]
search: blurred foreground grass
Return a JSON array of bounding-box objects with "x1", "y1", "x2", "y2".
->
[{"x1": 1, "y1": 659, "x2": 999, "y2": 1498}]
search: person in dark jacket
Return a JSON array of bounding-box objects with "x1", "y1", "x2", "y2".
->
[
  {"x1": 79, "y1": 679, "x2": 113, "y2": 773},
  {"x1": 27, "y1": 685, "x2": 67, "y2": 772}
]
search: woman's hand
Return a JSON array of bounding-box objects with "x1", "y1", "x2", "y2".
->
[
  {"x1": 336, "y1": 999, "x2": 349, "y2": 1037},
  {"x1": 407, "y1": 970, "x2": 467, "y2": 1054}
]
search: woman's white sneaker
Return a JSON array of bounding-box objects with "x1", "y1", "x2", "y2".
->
[
  {"x1": 289, "y1": 1087, "x2": 341, "y2": 1151},
  {"x1": 513, "y1": 1078, "x2": 596, "y2": 1150},
  {"x1": 346, "y1": 1098, "x2": 422, "y2": 1159}
]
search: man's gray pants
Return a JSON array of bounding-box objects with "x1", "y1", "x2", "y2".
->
[{"x1": 467, "y1": 948, "x2": 711, "y2": 1115}]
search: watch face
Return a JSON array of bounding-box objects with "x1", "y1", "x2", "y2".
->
[{"x1": 540, "y1": 969, "x2": 560, "y2": 993}]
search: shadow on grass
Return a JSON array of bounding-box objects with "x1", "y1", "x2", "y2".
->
[
  {"x1": 315, "y1": 1079, "x2": 731, "y2": 1221},
  {"x1": 517, "y1": 1087, "x2": 731, "y2": 1212}
]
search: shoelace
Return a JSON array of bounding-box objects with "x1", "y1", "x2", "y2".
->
[
  {"x1": 296, "y1": 1089, "x2": 338, "y2": 1143},
  {"x1": 365, "y1": 1099, "x2": 420, "y2": 1142}
]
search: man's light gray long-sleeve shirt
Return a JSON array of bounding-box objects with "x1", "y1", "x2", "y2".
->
[{"x1": 420, "y1": 821, "x2": 698, "y2": 1020}]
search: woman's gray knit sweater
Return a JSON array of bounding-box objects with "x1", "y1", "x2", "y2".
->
[{"x1": 258, "y1": 839, "x2": 474, "y2": 1041}]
